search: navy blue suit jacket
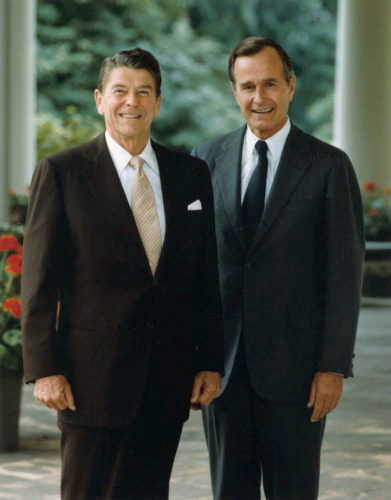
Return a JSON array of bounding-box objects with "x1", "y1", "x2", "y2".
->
[{"x1": 193, "y1": 124, "x2": 364, "y2": 402}]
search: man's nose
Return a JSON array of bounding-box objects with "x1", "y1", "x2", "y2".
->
[
  {"x1": 125, "y1": 91, "x2": 138, "y2": 105},
  {"x1": 253, "y1": 86, "x2": 264, "y2": 103}
]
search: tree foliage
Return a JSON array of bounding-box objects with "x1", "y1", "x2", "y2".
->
[
  {"x1": 36, "y1": 107, "x2": 102, "y2": 160},
  {"x1": 37, "y1": 0, "x2": 337, "y2": 154}
]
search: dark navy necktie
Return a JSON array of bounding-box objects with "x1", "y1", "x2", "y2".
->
[{"x1": 242, "y1": 140, "x2": 268, "y2": 246}]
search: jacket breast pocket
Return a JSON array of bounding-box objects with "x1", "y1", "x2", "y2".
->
[
  {"x1": 183, "y1": 211, "x2": 204, "y2": 242},
  {"x1": 185, "y1": 210, "x2": 203, "y2": 221},
  {"x1": 287, "y1": 188, "x2": 324, "y2": 220}
]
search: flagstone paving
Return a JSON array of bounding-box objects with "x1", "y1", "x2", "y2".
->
[{"x1": 0, "y1": 303, "x2": 390, "y2": 499}]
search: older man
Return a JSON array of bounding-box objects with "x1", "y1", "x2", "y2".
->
[
  {"x1": 22, "y1": 48, "x2": 223, "y2": 499},
  {"x1": 193, "y1": 37, "x2": 364, "y2": 499}
]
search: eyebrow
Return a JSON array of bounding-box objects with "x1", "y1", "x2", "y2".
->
[
  {"x1": 239, "y1": 77, "x2": 278, "y2": 88},
  {"x1": 239, "y1": 81, "x2": 254, "y2": 88},
  {"x1": 110, "y1": 83, "x2": 154, "y2": 90},
  {"x1": 138, "y1": 85, "x2": 154, "y2": 91}
]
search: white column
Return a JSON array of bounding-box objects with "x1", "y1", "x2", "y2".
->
[
  {"x1": 334, "y1": 0, "x2": 391, "y2": 187},
  {"x1": 0, "y1": 0, "x2": 35, "y2": 220},
  {"x1": 0, "y1": 0, "x2": 8, "y2": 219},
  {"x1": 8, "y1": 0, "x2": 36, "y2": 194}
]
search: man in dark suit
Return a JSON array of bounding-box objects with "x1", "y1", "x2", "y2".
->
[
  {"x1": 22, "y1": 48, "x2": 223, "y2": 499},
  {"x1": 192, "y1": 37, "x2": 364, "y2": 500}
]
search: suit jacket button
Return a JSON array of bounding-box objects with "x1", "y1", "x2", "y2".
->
[{"x1": 244, "y1": 262, "x2": 252, "y2": 269}]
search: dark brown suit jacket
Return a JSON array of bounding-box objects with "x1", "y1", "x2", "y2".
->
[{"x1": 22, "y1": 133, "x2": 223, "y2": 427}]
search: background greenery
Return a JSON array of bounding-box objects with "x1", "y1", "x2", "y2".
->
[{"x1": 36, "y1": 0, "x2": 337, "y2": 158}]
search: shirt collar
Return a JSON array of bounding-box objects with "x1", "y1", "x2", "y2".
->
[
  {"x1": 105, "y1": 131, "x2": 159, "y2": 174},
  {"x1": 244, "y1": 118, "x2": 291, "y2": 163}
]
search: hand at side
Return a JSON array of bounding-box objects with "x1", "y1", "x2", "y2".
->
[
  {"x1": 190, "y1": 371, "x2": 221, "y2": 410},
  {"x1": 34, "y1": 374, "x2": 76, "y2": 411},
  {"x1": 307, "y1": 371, "x2": 344, "y2": 422}
]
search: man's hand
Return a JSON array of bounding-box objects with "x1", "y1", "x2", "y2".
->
[
  {"x1": 34, "y1": 374, "x2": 76, "y2": 411},
  {"x1": 190, "y1": 371, "x2": 221, "y2": 410},
  {"x1": 307, "y1": 371, "x2": 344, "y2": 422}
]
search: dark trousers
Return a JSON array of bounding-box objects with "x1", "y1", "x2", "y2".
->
[
  {"x1": 59, "y1": 365, "x2": 183, "y2": 500},
  {"x1": 202, "y1": 340, "x2": 325, "y2": 500}
]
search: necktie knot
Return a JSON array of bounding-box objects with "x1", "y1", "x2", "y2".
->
[
  {"x1": 130, "y1": 156, "x2": 144, "y2": 174},
  {"x1": 255, "y1": 140, "x2": 267, "y2": 157}
]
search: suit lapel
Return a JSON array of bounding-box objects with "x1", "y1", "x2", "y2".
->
[
  {"x1": 248, "y1": 125, "x2": 313, "y2": 255},
  {"x1": 80, "y1": 133, "x2": 151, "y2": 272},
  {"x1": 150, "y1": 141, "x2": 178, "y2": 275},
  {"x1": 213, "y1": 126, "x2": 246, "y2": 250}
]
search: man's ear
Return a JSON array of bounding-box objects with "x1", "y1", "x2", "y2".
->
[
  {"x1": 288, "y1": 75, "x2": 296, "y2": 102},
  {"x1": 94, "y1": 89, "x2": 104, "y2": 115},
  {"x1": 153, "y1": 93, "x2": 162, "y2": 118},
  {"x1": 231, "y1": 82, "x2": 240, "y2": 106}
]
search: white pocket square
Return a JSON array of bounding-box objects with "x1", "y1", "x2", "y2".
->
[{"x1": 187, "y1": 199, "x2": 202, "y2": 211}]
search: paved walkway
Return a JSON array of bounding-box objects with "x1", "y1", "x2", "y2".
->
[{"x1": 0, "y1": 303, "x2": 390, "y2": 499}]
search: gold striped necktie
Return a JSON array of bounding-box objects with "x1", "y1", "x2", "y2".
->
[{"x1": 130, "y1": 156, "x2": 162, "y2": 275}]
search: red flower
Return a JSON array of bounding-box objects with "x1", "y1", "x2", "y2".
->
[
  {"x1": 363, "y1": 181, "x2": 378, "y2": 192},
  {"x1": 0, "y1": 234, "x2": 19, "y2": 252},
  {"x1": 368, "y1": 208, "x2": 378, "y2": 217},
  {"x1": 17, "y1": 245, "x2": 23, "y2": 255},
  {"x1": 5, "y1": 254, "x2": 22, "y2": 275},
  {"x1": 2, "y1": 298, "x2": 22, "y2": 318}
]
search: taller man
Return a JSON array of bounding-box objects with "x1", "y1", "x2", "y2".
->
[
  {"x1": 193, "y1": 37, "x2": 364, "y2": 500},
  {"x1": 22, "y1": 48, "x2": 223, "y2": 500}
]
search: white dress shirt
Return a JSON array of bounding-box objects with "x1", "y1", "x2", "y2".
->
[
  {"x1": 240, "y1": 119, "x2": 291, "y2": 205},
  {"x1": 105, "y1": 131, "x2": 166, "y2": 243}
]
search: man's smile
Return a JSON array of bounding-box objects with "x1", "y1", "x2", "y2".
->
[
  {"x1": 252, "y1": 107, "x2": 274, "y2": 114},
  {"x1": 119, "y1": 113, "x2": 142, "y2": 119}
]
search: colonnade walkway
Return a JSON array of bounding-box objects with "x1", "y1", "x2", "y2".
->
[{"x1": 0, "y1": 303, "x2": 390, "y2": 499}]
